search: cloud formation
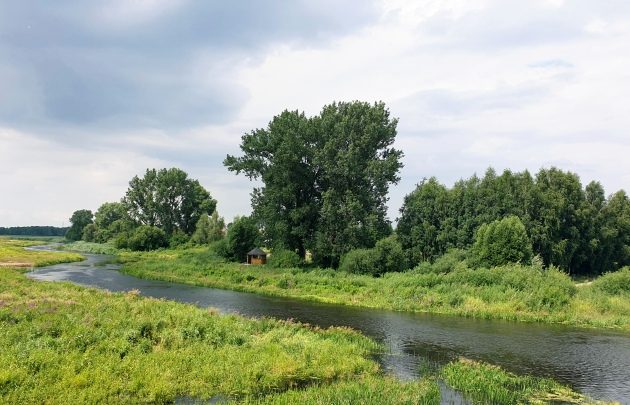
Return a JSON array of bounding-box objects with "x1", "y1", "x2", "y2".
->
[{"x1": 1, "y1": 0, "x2": 629, "y2": 226}]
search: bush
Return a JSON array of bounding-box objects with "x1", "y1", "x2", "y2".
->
[
  {"x1": 592, "y1": 267, "x2": 630, "y2": 295},
  {"x1": 81, "y1": 223, "x2": 98, "y2": 242},
  {"x1": 414, "y1": 249, "x2": 467, "y2": 274},
  {"x1": 373, "y1": 236, "x2": 407, "y2": 273},
  {"x1": 268, "y1": 249, "x2": 302, "y2": 268},
  {"x1": 470, "y1": 216, "x2": 533, "y2": 268},
  {"x1": 127, "y1": 226, "x2": 168, "y2": 251},
  {"x1": 209, "y1": 239, "x2": 231, "y2": 259},
  {"x1": 169, "y1": 229, "x2": 190, "y2": 248},
  {"x1": 339, "y1": 249, "x2": 378, "y2": 275},
  {"x1": 225, "y1": 216, "x2": 260, "y2": 262}
]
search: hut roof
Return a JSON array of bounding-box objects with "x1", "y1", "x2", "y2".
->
[{"x1": 247, "y1": 248, "x2": 267, "y2": 256}]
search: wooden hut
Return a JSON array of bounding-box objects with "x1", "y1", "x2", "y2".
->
[{"x1": 247, "y1": 248, "x2": 267, "y2": 265}]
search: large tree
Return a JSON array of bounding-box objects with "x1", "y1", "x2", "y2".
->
[
  {"x1": 65, "y1": 209, "x2": 93, "y2": 241},
  {"x1": 225, "y1": 101, "x2": 403, "y2": 267},
  {"x1": 123, "y1": 168, "x2": 216, "y2": 236}
]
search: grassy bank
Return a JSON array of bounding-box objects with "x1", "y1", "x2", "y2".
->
[
  {"x1": 442, "y1": 358, "x2": 614, "y2": 405},
  {"x1": 116, "y1": 247, "x2": 630, "y2": 331},
  {"x1": 0, "y1": 268, "x2": 449, "y2": 403},
  {"x1": 0, "y1": 238, "x2": 83, "y2": 268}
]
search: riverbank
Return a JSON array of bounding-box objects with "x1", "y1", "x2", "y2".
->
[
  {"x1": 0, "y1": 237, "x2": 83, "y2": 268},
  {"x1": 3, "y1": 240, "x2": 619, "y2": 403},
  {"x1": 112, "y1": 246, "x2": 630, "y2": 331}
]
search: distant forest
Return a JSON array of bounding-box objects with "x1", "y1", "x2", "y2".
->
[{"x1": 0, "y1": 226, "x2": 69, "y2": 236}]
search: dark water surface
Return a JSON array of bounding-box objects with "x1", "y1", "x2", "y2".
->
[{"x1": 28, "y1": 250, "x2": 630, "y2": 404}]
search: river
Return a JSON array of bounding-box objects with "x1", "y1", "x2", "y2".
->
[{"x1": 27, "y1": 249, "x2": 630, "y2": 404}]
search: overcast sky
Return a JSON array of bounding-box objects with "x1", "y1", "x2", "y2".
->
[{"x1": 1, "y1": 0, "x2": 629, "y2": 227}]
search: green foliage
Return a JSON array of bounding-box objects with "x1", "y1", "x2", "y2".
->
[
  {"x1": 65, "y1": 209, "x2": 93, "y2": 241},
  {"x1": 0, "y1": 269, "x2": 382, "y2": 404},
  {"x1": 225, "y1": 101, "x2": 402, "y2": 267},
  {"x1": 123, "y1": 168, "x2": 216, "y2": 236},
  {"x1": 0, "y1": 238, "x2": 83, "y2": 267},
  {"x1": 126, "y1": 225, "x2": 168, "y2": 251},
  {"x1": 168, "y1": 229, "x2": 190, "y2": 248},
  {"x1": 191, "y1": 211, "x2": 226, "y2": 245},
  {"x1": 397, "y1": 167, "x2": 629, "y2": 275},
  {"x1": 225, "y1": 216, "x2": 261, "y2": 262},
  {"x1": 247, "y1": 376, "x2": 440, "y2": 405},
  {"x1": 339, "y1": 249, "x2": 378, "y2": 275},
  {"x1": 117, "y1": 247, "x2": 630, "y2": 330},
  {"x1": 339, "y1": 236, "x2": 406, "y2": 276},
  {"x1": 268, "y1": 249, "x2": 302, "y2": 268},
  {"x1": 592, "y1": 267, "x2": 630, "y2": 295},
  {"x1": 81, "y1": 223, "x2": 98, "y2": 242},
  {"x1": 442, "y1": 359, "x2": 588, "y2": 405},
  {"x1": 470, "y1": 216, "x2": 533, "y2": 268}
]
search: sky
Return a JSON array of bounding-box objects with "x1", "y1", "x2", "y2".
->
[{"x1": 1, "y1": 0, "x2": 629, "y2": 227}]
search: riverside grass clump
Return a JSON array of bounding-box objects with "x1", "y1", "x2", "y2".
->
[
  {"x1": 0, "y1": 268, "x2": 439, "y2": 404},
  {"x1": 117, "y1": 247, "x2": 630, "y2": 330},
  {"x1": 442, "y1": 358, "x2": 613, "y2": 405},
  {"x1": 0, "y1": 238, "x2": 83, "y2": 268}
]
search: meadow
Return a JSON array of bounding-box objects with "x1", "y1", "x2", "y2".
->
[
  {"x1": 2, "y1": 238, "x2": 618, "y2": 403},
  {"x1": 0, "y1": 237, "x2": 83, "y2": 267},
  {"x1": 114, "y1": 247, "x2": 630, "y2": 331}
]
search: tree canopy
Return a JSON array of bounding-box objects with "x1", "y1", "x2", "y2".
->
[
  {"x1": 123, "y1": 168, "x2": 216, "y2": 236},
  {"x1": 397, "y1": 167, "x2": 629, "y2": 275},
  {"x1": 225, "y1": 101, "x2": 402, "y2": 267},
  {"x1": 65, "y1": 209, "x2": 93, "y2": 241}
]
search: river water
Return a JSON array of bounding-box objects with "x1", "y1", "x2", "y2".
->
[{"x1": 28, "y1": 250, "x2": 630, "y2": 404}]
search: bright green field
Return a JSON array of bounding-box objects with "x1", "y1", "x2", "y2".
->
[
  {"x1": 116, "y1": 247, "x2": 630, "y2": 331},
  {"x1": 0, "y1": 238, "x2": 83, "y2": 267}
]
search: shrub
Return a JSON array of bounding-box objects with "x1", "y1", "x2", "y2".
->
[
  {"x1": 209, "y1": 239, "x2": 231, "y2": 259},
  {"x1": 268, "y1": 249, "x2": 302, "y2": 268},
  {"x1": 592, "y1": 267, "x2": 630, "y2": 295},
  {"x1": 339, "y1": 249, "x2": 378, "y2": 275},
  {"x1": 414, "y1": 249, "x2": 468, "y2": 274},
  {"x1": 169, "y1": 229, "x2": 190, "y2": 248},
  {"x1": 373, "y1": 236, "x2": 408, "y2": 273},
  {"x1": 127, "y1": 226, "x2": 168, "y2": 251},
  {"x1": 470, "y1": 216, "x2": 533, "y2": 268},
  {"x1": 191, "y1": 211, "x2": 225, "y2": 245},
  {"x1": 81, "y1": 223, "x2": 98, "y2": 242},
  {"x1": 225, "y1": 216, "x2": 260, "y2": 262}
]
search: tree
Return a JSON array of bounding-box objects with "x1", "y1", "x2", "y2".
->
[
  {"x1": 397, "y1": 177, "x2": 451, "y2": 264},
  {"x1": 66, "y1": 209, "x2": 93, "y2": 241},
  {"x1": 126, "y1": 225, "x2": 168, "y2": 251},
  {"x1": 225, "y1": 216, "x2": 260, "y2": 262},
  {"x1": 123, "y1": 168, "x2": 216, "y2": 236},
  {"x1": 224, "y1": 110, "x2": 318, "y2": 257},
  {"x1": 470, "y1": 216, "x2": 533, "y2": 268},
  {"x1": 191, "y1": 210, "x2": 225, "y2": 245},
  {"x1": 225, "y1": 101, "x2": 403, "y2": 268}
]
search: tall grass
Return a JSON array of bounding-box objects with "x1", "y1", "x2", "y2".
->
[
  {"x1": 116, "y1": 247, "x2": 630, "y2": 330},
  {"x1": 0, "y1": 268, "x2": 405, "y2": 403},
  {"x1": 442, "y1": 358, "x2": 610, "y2": 405}
]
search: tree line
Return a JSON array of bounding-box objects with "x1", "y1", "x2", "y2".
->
[
  {"x1": 0, "y1": 226, "x2": 68, "y2": 236},
  {"x1": 397, "y1": 169, "x2": 630, "y2": 275},
  {"x1": 64, "y1": 101, "x2": 629, "y2": 276}
]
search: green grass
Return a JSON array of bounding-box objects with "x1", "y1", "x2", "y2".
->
[
  {"x1": 62, "y1": 240, "x2": 120, "y2": 255},
  {"x1": 0, "y1": 238, "x2": 83, "y2": 268},
  {"x1": 1, "y1": 268, "x2": 418, "y2": 403},
  {"x1": 241, "y1": 376, "x2": 440, "y2": 404},
  {"x1": 115, "y1": 247, "x2": 630, "y2": 331},
  {"x1": 442, "y1": 358, "x2": 615, "y2": 405}
]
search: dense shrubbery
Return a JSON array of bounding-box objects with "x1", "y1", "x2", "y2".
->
[
  {"x1": 340, "y1": 236, "x2": 406, "y2": 276},
  {"x1": 470, "y1": 216, "x2": 533, "y2": 268},
  {"x1": 268, "y1": 249, "x2": 302, "y2": 268},
  {"x1": 592, "y1": 267, "x2": 630, "y2": 295},
  {"x1": 116, "y1": 225, "x2": 168, "y2": 251}
]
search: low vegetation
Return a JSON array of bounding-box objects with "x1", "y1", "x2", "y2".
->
[
  {"x1": 0, "y1": 238, "x2": 83, "y2": 268},
  {"x1": 442, "y1": 358, "x2": 611, "y2": 405},
  {"x1": 117, "y1": 247, "x2": 630, "y2": 330},
  {"x1": 0, "y1": 268, "x2": 392, "y2": 403}
]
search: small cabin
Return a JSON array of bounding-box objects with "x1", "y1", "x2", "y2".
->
[{"x1": 247, "y1": 248, "x2": 267, "y2": 265}]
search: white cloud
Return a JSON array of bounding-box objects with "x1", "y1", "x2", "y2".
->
[{"x1": 1, "y1": 0, "x2": 629, "y2": 226}]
